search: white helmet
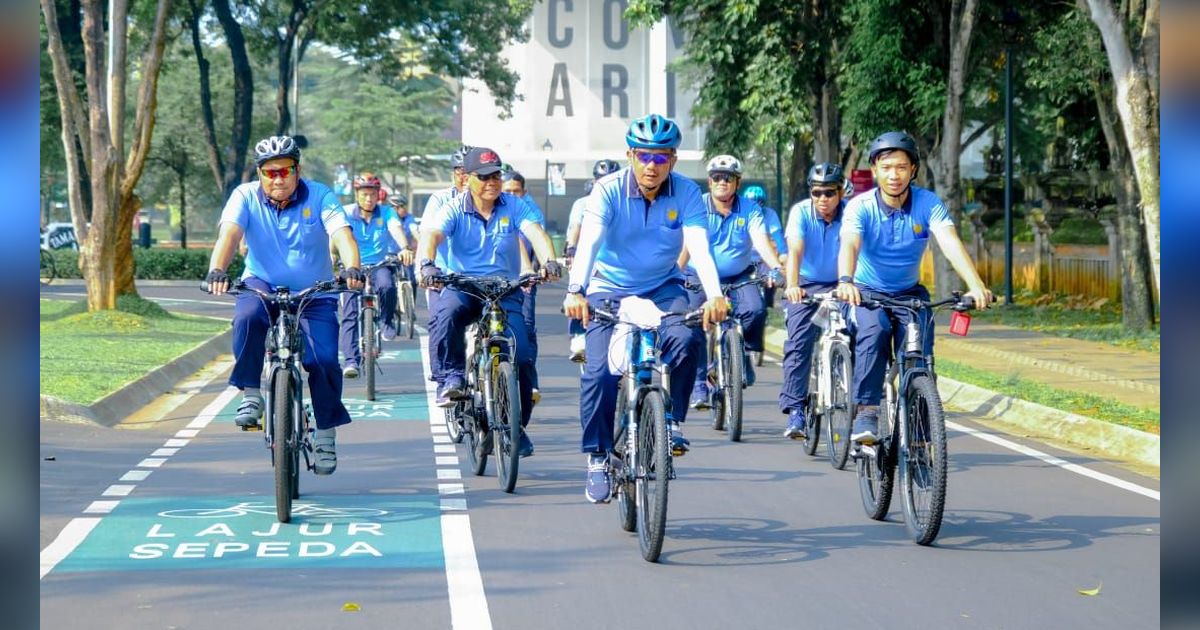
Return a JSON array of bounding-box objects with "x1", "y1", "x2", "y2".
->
[{"x1": 706, "y1": 154, "x2": 743, "y2": 176}]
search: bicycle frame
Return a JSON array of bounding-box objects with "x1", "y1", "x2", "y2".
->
[{"x1": 811, "y1": 294, "x2": 853, "y2": 413}]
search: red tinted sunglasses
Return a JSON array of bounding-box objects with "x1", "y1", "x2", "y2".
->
[{"x1": 261, "y1": 165, "x2": 296, "y2": 180}]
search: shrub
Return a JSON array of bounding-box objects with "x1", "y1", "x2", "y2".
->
[{"x1": 48, "y1": 248, "x2": 245, "y2": 280}]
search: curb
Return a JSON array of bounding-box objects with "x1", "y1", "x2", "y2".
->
[
  {"x1": 40, "y1": 328, "x2": 232, "y2": 427},
  {"x1": 762, "y1": 326, "x2": 1159, "y2": 470}
]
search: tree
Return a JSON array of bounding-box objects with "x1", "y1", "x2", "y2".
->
[
  {"x1": 41, "y1": 0, "x2": 174, "y2": 310},
  {"x1": 1081, "y1": 0, "x2": 1159, "y2": 297}
]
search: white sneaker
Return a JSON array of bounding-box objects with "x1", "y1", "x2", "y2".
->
[{"x1": 568, "y1": 334, "x2": 586, "y2": 363}]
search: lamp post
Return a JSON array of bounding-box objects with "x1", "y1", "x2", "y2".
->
[
  {"x1": 1001, "y1": 4, "x2": 1022, "y2": 306},
  {"x1": 542, "y1": 138, "x2": 553, "y2": 217}
]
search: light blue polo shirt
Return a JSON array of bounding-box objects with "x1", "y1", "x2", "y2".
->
[
  {"x1": 785, "y1": 198, "x2": 844, "y2": 284},
  {"x1": 432, "y1": 191, "x2": 538, "y2": 279},
  {"x1": 344, "y1": 203, "x2": 399, "y2": 265},
  {"x1": 583, "y1": 168, "x2": 707, "y2": 295},
  {"x1": 751, "y1": 205, "x2": 787, "y2": 262},
  {"x1": 843, "y1": 185, "x2": 953, "y2": 292},
  {"x1": 220, "y1": 179, "x2": 347, "y2": 290},
  {"x1": 423, "y1": 186, "x2": 459, "y2": 268},
  {"x1": 688, "y1": 195, "x2": 765, "y2": 278}
]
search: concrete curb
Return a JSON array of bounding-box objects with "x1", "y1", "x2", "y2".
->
[
  {"x1": 762, "y1": 326, "x2": 1159, "y2": 470},
  {"x1": 40, "y1": 328, "x2": 232, "y2": 427}
]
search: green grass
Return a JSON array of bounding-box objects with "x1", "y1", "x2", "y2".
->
[
  {"x1": 976, "y1": 291, "x2": 1159, "y2": 353},
  {"x1": 937, "y1": 358, "x2": 1159, "y2": 434},
  {"x1": 40, "y1": 297, "x2": 228, "y2": 405}
]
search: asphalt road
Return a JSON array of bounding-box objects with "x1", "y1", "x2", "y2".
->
[{"x1": 40, "y1": 281, "x2": 1160, "y2": 629}]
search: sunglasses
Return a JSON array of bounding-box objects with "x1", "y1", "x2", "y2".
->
[
  {"x1": 633, "y1": 151, "x2": 672, "y2": 165},
  {"x1": 260, "y1": 165, "x2": 296, "y2": 180},
  {"x1": 709, "y1": 173, "x2": 735, "y2": 183},
  {"x1": 810, "y1": 188, "x2": 839, "y2": 199},
  {"x1": 473, "y1": 171, "x2": 503, "y2": 182}
]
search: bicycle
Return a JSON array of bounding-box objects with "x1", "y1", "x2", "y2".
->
[
  {"x1": 799, "y1": 292, "x2": 855, "y2": 469},
  {"x1": 354, "y1": 256, "x2": 402, "y2": 401},
  {"x1": 394, "y1": 262, "x2": 418, "y2": 340},
  {"x1": 690, "y1": 276, "x2": 767, "y2": 442},
  {"x1": 436, "y1": 273, "x2": 540, "y2": 493},
  {"x1": 592, "y1": 303, "x2": 704, "y2": 563},
  {"x1": 40, "y1": 248, "x2": 56, "y2": 286},
  {"x1": 850, "y1": 290, "x2": 980, "y2": 546},
  {"x1": 216, "y1": 279, "x2": 347, "y2": 523}
]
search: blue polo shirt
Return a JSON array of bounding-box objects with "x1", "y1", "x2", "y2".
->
[
  {"x1": 843, "y1": 185, "x2": 953, "y2": 292},
  {"x1": 219, "y1": 179, "x2": 347, "y2": 290},
  {"x1": 432, "y1": 191, "x2": 538, "y2": 279},
  {"x1": 785, "y1": 198, "x2": 844, "y2": 284},
  {"x1": 583, "y1": 168, "x2": 707, "y2": 295},
  {"x1": 344, "y1": 204, "x2": 400, "y2": 265},
  {"x1": 751, "y1": 205, "x2": 787, "y2": 262},
  {"x1": 688, "y1": 195, "x2": 765, "y2": 278},
  {"x1": 423, "y1": 186, "x2": 459, "y2": 268}
]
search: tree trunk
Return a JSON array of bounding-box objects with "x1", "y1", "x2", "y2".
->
[
  {"x1": 1083, "y1": 0, "x2": 1160, "y2": 297},
  {"x1": 787, "y1": 131, "x2": 812, "y2": 208},
  {"x1": 114, "y1": 194, "x2": 139, "y2": 296},
  {"x1": 179, "y1": 168, "x2": 188, "y2": 249},
  {"x1": 210, "y1": 0, "x2": 255, "y2": 196},
  {"x1": 812, "y1": 74, "x2": 841, "y2": 164}
]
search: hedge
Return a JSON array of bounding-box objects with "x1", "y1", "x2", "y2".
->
[{"x1": 47, "y1": 248, "x2": 245, "y2": 280}]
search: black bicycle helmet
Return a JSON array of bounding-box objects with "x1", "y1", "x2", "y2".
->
[
  {"x1": 867, "y1": 131, "x2": 920, "y2": 164},
  {"x1": 253, "y1": 135, "x2": 301, "y2": 167},
  {"x1": 592, "y1": 159, "x2": 621, "y2": 179},
  {"x1": 807, "y1": 162, "x2": 845, "y2": 186}
]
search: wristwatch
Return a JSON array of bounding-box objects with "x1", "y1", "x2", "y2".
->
[
  {"x1": 567, "y1": 283, "x2": 584, "y2": 295},
  {"x1": 419, "y1": 258, "x2": 436, "y2": 269},
  {"x1": 838, "y1": 275, "x2": 853, "y2": 284}
]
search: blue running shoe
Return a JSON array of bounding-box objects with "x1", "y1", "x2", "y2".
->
[{"x1": 783, "y1": 409, "x2": 807, "y2": 439}]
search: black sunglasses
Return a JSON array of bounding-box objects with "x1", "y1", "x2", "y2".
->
[
  {"x1": 810, "y1": 188, "x2": 839, "y2": 199},
  {"x1": 473, "y1": 172, "x2": 503, "y2": 182},
  {"x1": 710, "y1": 173, "x2": 735, "y2": 183}
]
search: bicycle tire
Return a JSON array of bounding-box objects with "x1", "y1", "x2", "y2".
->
[
  {"x1": 826, "y1": 343, "x2": 853, "y2": 470},
  {"x1": 40, "y1": 250, "x2": 56, "y2": 286},
  {"x1": 802, "y1": 361, "x2": 821, "y2": 455},
  {"x1": 363, "y1": 307, "x2": 377, "y2": 401},
  {"x1": 724, "y1": 327, "x2": 745, "y2": 442},
  {"x1": 291, "y1": 396, "x2": 304, "y2": 500},
  {"x1": 900, "y1": 375, "x2": 948, "y2": 545},
  {"x1": 404, "y1": 285, "x2": 417, "y2": 340},
  {"x1": 613, "y1": 380, "x2": 636, "y2": 532},
  {"x1": 857, "y1": 403, "x2": 895, "y2": 521},
  {"x1": 272, "y1": 370, "x2": 294, "y2": 523},
  {"x1": 465, "y1": 400, "x2": 488, "y2": 476},
  {"x1": 710, "y1": 389, "x2": 726, "y2": 431},
  {"x1": 493, "y1": 361, "x2": 522, "y2": 493},
  {"x1": 445, "y1": 407, "x2": 464, "y2": 443},
  {"x1": 636, "y1": 389, "x2": 670, "y2": 562}
]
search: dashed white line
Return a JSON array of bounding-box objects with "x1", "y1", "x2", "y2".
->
[
  {"x1": 438, "y1": 484, "x2": 465, "y2": 495},
  {"x1": 83, "y1": 500, "x2": 120, "y2": 514},
  {"x1": 436, "y1": 456, "x2": 458, "y2": 466},
  {"x1": 101, "y1": 485, "x2": 135, "y2": 497},
  {"x1": 119, "y1": 470, "x2": 152, "y2": 482},
  {"x1": 434, "y1": 445, "x2": 456, "y2": 454},
  {"x1": 437, "y1": 469, "x2": 463, "y2": 480},
  {"x1": 150, "y1": 448, "x2": 180, "y2": 457},
  {"x1": 137, "y1": 457, "x2": 168, "y2": 468},
  {"x1": 163, "y1": 438, "x2": 191, "y2": 448},
  {"x1": 175, "y1": 429, "x2": 200, "y2": 438}
]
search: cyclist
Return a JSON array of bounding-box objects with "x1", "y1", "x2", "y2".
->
[
  {"x1": 836, "y1": 131, "x2": 992, "y2": 444},
  {"x1": 680, "y1": 155, "x2": 782, "y2": 410},
  {"x1": 416, "y1": 147, "x2": 563, "y2": 458},
  {"x1": 562, "y1": 113, "x2": 729, "y2": 504},
  {"x1": 744, "y1": 185, "x2": 788, "y2": 309},
  {"x1": 384, "y1": 190, "x2": 418, "y2": 289},
  {"x1": 203, "y1": 134, "x2": 364, "y2": 475},
  {"x1": 778, "y1": 163, "x2": 849, "y2": 439},
  {"x1": 501, "y1": 170, "x2": 550, "y2": 403},
  {"x1": 564, "y1": 159, "x2": 621, "y2": 362},
  {"x1": 421, "y1": 145, "x2": 472, "y2": 391}
]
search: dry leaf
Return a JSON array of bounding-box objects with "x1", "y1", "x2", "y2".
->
[{"x1": 1077, "y1": 583, "x2": 1102, "y2": 596}]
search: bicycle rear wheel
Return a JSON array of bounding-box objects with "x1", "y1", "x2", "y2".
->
[
  {"x1": 856, "y1": 404, "x2": 895, "y2": 521},
  {"x1": 493, "y1": 361, "x2": 522, "y2": 493},
  {"x1": 826, "y1": 343, "x2": 853, "y2": 470},
  {"x1": 900, "y1": 375, "x2": 948, "y2": 545},
  {"x1": 465, "y1": 399, "x2": 488, "y2": 476},
  {"x1": 723, "y1": 328, "x2": 745, "y2": 442},
  {"x1": 363, "y1": 307, "x2": 377, "y2": 401},
  {"x1": 404, "y1": 284, "x2": 417, "y2": 340},
  {"x1": 636, "y1": 389, "x2": 670, "y2": 562},
  {"x1": 272, "y1": 370, "x2": 295, "y2": 523},
  {"x1": 613, "y1": 380, "x2": 636, "y2": 532},
  {"x1": 445, "y1": 406, "x2": 464, "y2": 443},
  {"x1": 802, "y1": 362, "x2": 821, "y2": 455}
]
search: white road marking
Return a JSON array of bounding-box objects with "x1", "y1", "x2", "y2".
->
[
  {"x1": 39, "y1": 518, "x2": 102, "y2": 579},
  {"x1": 150, "y1": 448, "x2": 179, "y2": 457},
  {"x1": 101, "y1": 485, "x2": 135, "y2": 497},
  {"x1": 437, "y1": 469, "x2": 462, "y2": 480},
  {"x1": 120, "y1": 470, "x2": 152, "y2": 482},
  {"x1": 137, "y1": 458, "x2": 168, "y2": 468},
  {"x1": 175, "y1": 429, "x2": 200, "y2": 438},
  {"x1": 434, "y1": 445, "x2": 456, "y2": 454},
  {"x1": 163, "y1": 438, "x2": 190, "y2": 447},
  {"x1": 83, "y1": 500, "x2": 119, "y2": 514},
  {"x1": 436, "y1": 456, "x2": 458, "y2": 466}
]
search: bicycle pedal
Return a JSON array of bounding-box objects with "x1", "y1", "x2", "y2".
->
[{"x1": 240, "y1": 423, "x2": 263, "y2": 432}]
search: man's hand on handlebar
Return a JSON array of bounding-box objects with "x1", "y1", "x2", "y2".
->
[
  {"x1": 784, "y1": 285, "x2": 806, "y2": 303},
  {"x1": 541, "y1": 260, "x2": 563, "y2": 281},
  {"x1": 964, "y1": 286, "x2": 994, "y2": 311},
  {"x1": 563, "y1": 292, "x2": 590, "y2": 327},
  {"x1": 203, "y1": 268, "x2": 230, "y2": 295},
  {"x1": 702, "y1": 295, "x2": 731, "y2": 332},
  {"x1": 764, "y1": 267, "x2": 783, "y2": 289},
  {"x1": 419, "y1": 262, "x2": 444, "y2": 289},
  {"x1": 836, "y1": 281, "x2": 861, "y2": 306},
  {"x1": 397, "y1": 249, "x2": 415, "y2": 266},
  {"x1": 338, "y1": 266, "x2": 365, "y2": 290}
]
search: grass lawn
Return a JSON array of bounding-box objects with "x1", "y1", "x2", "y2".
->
[
  {"x1": 976, "y1": 291, "x2": 1159, "y2": 353},
  {"x1": 40, "y1": 298, "x2": 228, "y2": 405},
  {"x1": 937, "y1": 358, "x2": 1160, "y2": 434}
]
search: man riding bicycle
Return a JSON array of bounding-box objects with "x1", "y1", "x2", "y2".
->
[
  {"x1": 501, "y1": 170, "x2": 548, "y2": 404},
  {"x1": 744, "y1": 185, "x2": 788, "y2": 309},
  {"x1": 384, "y1": 190, "x2": 418, "y2": 288},
  {"x1": 779, "y1": 162, "x2": 850, "y2": 439},
  {"x1": 421, "y1": 145, "x2": 472, "y2": 390},
  {"x1": 562, "y1": 113, "x2": 730, "y2": 504},
  {"x1": 679, "y1": 154, "x2": 782, "y2": 410},
  {"x1": 836, "y1": 131, "x2": 992, "y2": 444},
  {"x1": 203, "y1": 134, "x2": 364, "y2": 475},
  {"x1": 416, "y1": 147, "x2": 562, "y2": 458},
  {"x1": 564, "y1": 159, "x2": 622, "y2": 362},
  {"x1": 334, "y1": 172, "x2": 415, "y2": 377}
]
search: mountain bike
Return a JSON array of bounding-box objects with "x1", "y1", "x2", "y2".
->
[
  {"x1": 800, "y1": 292, "x2": 855, "y2": 469},
  {"x1": 691, "y1": 276, "x2": 766, "y2": 442},
  {"x1": 355, "y1": 256, "x2": 401, "y2": 401},
  {"x1": 437, "y1": 273, "x2": 540, "y2": 493},
  {"x1": 218, "y1": 279, "x2": 347, "y2": 523},
  {"x1": 851, "y1": 290, "x2": 979, "y2": 545},
  {"x1": 593, "y1": 303, "x2": 704, "y2": 563}
]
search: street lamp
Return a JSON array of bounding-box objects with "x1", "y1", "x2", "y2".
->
[
  {"x1": 542, "y1": 138, "x2": 553, "y2": 217},
  {"x1": 1001, "y1": 4, "x2": 1023, "y2": 306}
]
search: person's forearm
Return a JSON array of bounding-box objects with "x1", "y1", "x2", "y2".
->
[
  {"x1": 935, "y1": 227, "x2": 986, "y2": 289},
  {"x1": 565, "y1": 222, "x2": 581, "y2": 249},
  {"x1": 837, "y1": 235, "x2": 861, "y2": 280},
  {"x1": 568, "y1": 223, "x2": 603, "y2": 288},
  {"x1": 785, "y1": 238, "x2": 804, "y2": 287},
  {"x1": 416, "y1": 230, "x2": 444, "y2": 265},
  {"x1": 525, "y1": 226, "x2": 557, "y2": 265},
  {"x1": 752, "y1": 231, "x2": 780, "y2": 269},
  {"x1": 209, "y1": 222, "x2": 243, "y2": 272},
  {"x1": 331, "y1": 228, "x2": 360, "y2": 268},
  {"x1": 683, "y1": 227, "x2": 722, "y2": 300},
  {"x1": 388, "y1": 222, "x2": 410, "y2": 250}
]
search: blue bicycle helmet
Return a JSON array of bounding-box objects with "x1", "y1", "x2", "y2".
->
[
  {"x1": 743, "y1": 185, "x2": 768, "y2": 203},
  {"x1": 625, "y1": 114, "x2": 682, "y2": 150},
  {"x1": 253, "y1": 135, "x2": 301, "y2": 167}
]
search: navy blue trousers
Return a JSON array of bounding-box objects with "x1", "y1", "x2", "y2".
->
[
  {"x1": 338, "y1": 265, "x2": 396, "y2": 366},
  {"x1": 425, "y1": 287, "x2": 444, "y2": 383},
  {"x1": 852, "y1": 283, "x2": 934, "y2": 406},
  {"x1": 521, "y1": 284, "x2": 539, "y2": 389},
  {"x1": 684, "y1": 266, "x2": 766, "y2": 387},
  {"x1": 778, "y1": 281, "x2": 838, "y2": 413}
]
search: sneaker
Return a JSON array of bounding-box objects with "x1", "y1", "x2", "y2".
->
[
  {"x1": 531, "y1": 388, "x2": 542, "y2": 406},
  {"x1": 313, "y1": 427, "x2": 337, "y2": 475},
  {"x1": 585, "y1": 453, "x2": 611, "y2": 503},
  {"x1": 783, "y1": 409, "x2": 807, "y2": 440},
  {"x1": 743, "y1": 356, "x2": 757, "y2": 388},
  {"x1": 568, "y1": 334, "x2": 586, "y2": 363},
  {"x1": 436, "y1": 377, "x2": 466, "y2": 408},
  {"x1": 668, "y1": 420, "x2": 690, "y2": 456},
  {"x1": 381, "y1": 324, "x2": 397, "y2": 342},
  {"x1": 234, "y1": 395, "x2": 263, "y2": 430},
  {"x1": 518, "y1": 430, "x2": 535, "y2": 458},
  {"x1": 689, "y1": 383, "x2": 711, "y2": 410},
  {"x1": 343, "y1": 363, "x2": 360, "y2": 379},
  {"x1": 851, "y1": 409, "x2": 880, "y2": 445}
]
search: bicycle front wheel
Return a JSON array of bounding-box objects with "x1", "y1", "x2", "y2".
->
[
  {"x1": 826, "y1": 343, "x2": 853, "y2": 470},
  {"x1": 900, "y1": 375, "x2": 948, "y2": 545},
  {"x1": 723, "y1": 327, "x2": 745, "y2": 442},
  {"x1": 802, "y1": 359, "x2": 821, "y2": 455},
  {"x1": 445, "y1": 407, "x2": 464, "y2": 443},
  {"x1": 636, "y1": 389, "x2": 670, "y2": 562},
  {"x1": 272, "y1": 370, "x2": 295, "y2": 523},
  {"x1": 363, "y1": 307, "x2": 377, "y2": 401},
  {"x1": 404, "y1": 284, "x2": 417, "y2": 340},
  {"x1": 613, "y1": 380, "x2": 636, "y2": 532},
  {"x1": 492, "y1": 361, "x2": 522, "y2": 493},
  {"x1": 856, "y1": 403, "x2": 895, "y2": 521}
]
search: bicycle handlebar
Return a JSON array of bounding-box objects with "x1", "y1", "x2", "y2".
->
[
  {"x1": 222, "y1": 279, "x2": 348, "y2": 303},
  {"x1": 586, "y1": 306, "x2": 705, "y2": 328},
  {"x1": 429, "y1": 273, "x2": 542, "y2": 301},
  {"x1": 859, "y1": 290, "x2": 984, "y2": 313},
  {"x1": 685, "y1": 275, "x2": 769, "y2": 295}
]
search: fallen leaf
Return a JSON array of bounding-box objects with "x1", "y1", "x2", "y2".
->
[
  {"x1": 342, "y1": 602, "x2": 362, "y2": 612},
  {"x1": 1078, "y1": 582, "x2": 1102, "y2": 596}
]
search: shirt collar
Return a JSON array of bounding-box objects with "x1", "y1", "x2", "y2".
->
[
  {"x1": 256, "y1": 179, "x2": 308, "y2": 210},
  {"x1": 623, "y1": 169, "x2": 675, "y2": 199},
  {"x1": 462, "y1": 191, "x2": 507, "y2": 216},
  {"x1": 707, "y1": 194, "x2": 741, "y2": 215},
  {"x1": 875, "y1": 188, "x2": 914, "y2": 217}
]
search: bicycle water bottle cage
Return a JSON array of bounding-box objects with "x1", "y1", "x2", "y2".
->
[{"x1": 904, "y1": 320, "x2": 922, "y2": 354}]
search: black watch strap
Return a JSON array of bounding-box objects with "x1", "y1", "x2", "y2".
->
[{"x1": 838, "y1": 275, "x2": 853, "y2": 284}]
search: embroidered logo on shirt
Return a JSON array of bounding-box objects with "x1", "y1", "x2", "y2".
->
[
  {"x1": 302, "y1": 207, "x2": 312, "y2": 219},
  {"x1": 374, "y1": 217, "x2": 382, "y2": 226},
  {"x1": 736, "y1": 217, "x2": 746, "y2": 227},
  {"x1": 667, "y1": 209, "x2": 678, "y2": 222}
]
